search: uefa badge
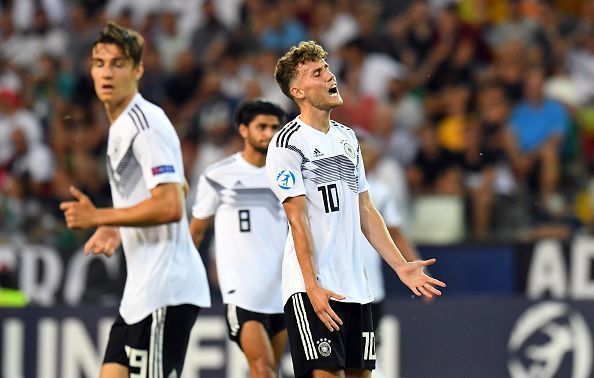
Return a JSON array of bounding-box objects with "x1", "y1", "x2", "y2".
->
[
  {"x1": 276, "y1": 169, "x2": 296, "y2": 190},
  {"x1": 343, "y1": 142, "x2": 356, "y2": 159}
]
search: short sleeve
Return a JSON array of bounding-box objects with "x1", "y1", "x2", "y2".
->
[
  {"x1": 133, "y1": 128, "x2": 181, "y2": 190},
  {"x1": 191, "y1": 174, "x2": 220, "y2": 219},
  {"x1": 378, "y1": 190, "x2": 402, "y2": 228},
  {"x1": 357, "y1": 142, "x2": 369, "y2": 194},
  {"x1": 265, "y1": 145, "x2": 306, "y2": 203}
]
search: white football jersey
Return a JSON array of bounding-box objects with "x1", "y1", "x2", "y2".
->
[
  {"x1": 361, "y1": 177, "x2": 402, "y2": 302},
  {"x1": 106, "y1": 93, "x2": 210, "y2": 324},
  {"x1": 192, "y1": 152, "x2": 287, "y2": 313},
  {"x1": 266, "y1": 116, "x2": 373, "y2": 305}
]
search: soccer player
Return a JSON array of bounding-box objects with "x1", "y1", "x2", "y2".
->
[
  {"x1": 189, "y1": 99, "x2": 288, "y2": 378},
  {"x1": 59, "y1": 22, "x2": 210, "y2": 378},
  {"x1": 266, "y1": 41, "x2": 446, "y2": 378}
]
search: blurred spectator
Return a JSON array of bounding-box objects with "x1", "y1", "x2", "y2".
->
[
  {"x1": 8, "y1": 127, "x2": 54, "y2": 198},
  {"x1": 188, "y1": 70, "x2": 238, "y2": 147},
  {"x1": 0, "y1": 89, "x2": 43, "y2": 166},
  {"x1": 7, "y1": 7, "x2": 68, "y2": 72},
  {"x1": 309, "y1": 0, "x2": 358, "y2": 53},
  {"x1": 406, "y1": 124, "x2": 462, "y2": 196},
  {"x1": 163, "y1": 50, "x2": 202, "y2": 122},
  {"x1": 153, "y1": 9, "x2": 189, "y2": 74},
  {"x1": 458, "y1": 119, "x2": 497, "y2": 240},
  {"x1": 259, "y1": 0, "x2": 308, "y2": 54},
  {"x1": 190, "y1": 0, "x2": 231, "y2": 65},
  {"x1": 436, "y1": 83, "x2": 472, "y2": 153},
  {"x1": 567, "y1": 29, "x2": 594, "y2": 107},
  {"x1": 486, "y1": 0, "x2": 539, "y2": 47},
  {"x1": 380, "y1": 77, "x2": 424, "y2": 166},
  {"x1": 0, "y1": 0, "x2": 591, "y2": 251},
  {"x1": 340, "y1": 37, "x2": 406, "y2": 102},
  {"x1": 7, "y1": 0, "x2": 66, "y2": 32},
  {"x1": 65, "y1": 3, "x2": 100, "y2": 75},
  {"x1": 331, "y1": 64, "x2": 377, "y2": 132},
  {"x1": 508, "y1": 66, "x2": 570, "y2": 206},
  {"x1": 137, "y1": 46, "x2": 167, "y2": 106}
]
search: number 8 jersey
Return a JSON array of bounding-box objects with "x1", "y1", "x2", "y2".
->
[
  {"x1": 266, "y1": 117, "x2": 373, "y2": 305},
  {"x1": 192, "y1": 153, "x2": 287, "y2": 313}
]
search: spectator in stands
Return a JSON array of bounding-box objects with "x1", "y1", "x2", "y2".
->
[
  {"x1": 508, "y1": 65, "x2": 570, "y2": 208},
  {"x1": 153, "y1": 8, "x2": 189, "y2": 74},
  {"x1": 458, "y1": 118, "x2": 497, "y2": 240},
  {"x1": 259, "y1": 0, "x2": 308, "y2": 54},
  {"x1": 406, "y1": 124, "x2": 462, "y2": 196},
  {"x1": 190, "y1": 0, "x2": 231, "y2": 65}
]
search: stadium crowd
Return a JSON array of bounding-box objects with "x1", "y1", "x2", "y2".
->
[{"x1": 0, "y1": 0, "x2": 592, "y2": 250}]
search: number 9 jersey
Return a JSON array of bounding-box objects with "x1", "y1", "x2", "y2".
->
[{"x1": 266, "y1": 117, "x2": 373, "y2": 306}]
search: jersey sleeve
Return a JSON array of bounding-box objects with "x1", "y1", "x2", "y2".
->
[
  {"x1": 357, "y1": 142, "x2": 370, "y2": 194},
  {"x1": 191, "y1": 174, "x2": 220, "y2": 219},
  {"x1": 133, "y1": 127, "x2": 181, "y2": 190},
  {"x1": 266, "y1": 144, "x2": 306, "y2": 203},
  {"x1": 378, "y1": 189, "x2": 402, "y2": 228}
]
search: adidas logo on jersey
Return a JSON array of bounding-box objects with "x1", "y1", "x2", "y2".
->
[
  {"x1": 234, "y1": 180, "x2": 244, "y2": 187},
  {"x1": 313, "y1": 148, "x2": 324, "y2": 158}
]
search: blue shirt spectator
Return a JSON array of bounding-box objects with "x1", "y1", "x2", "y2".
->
[{"x1": 509, "y1": 98, "x2": 569, "y2": 153}]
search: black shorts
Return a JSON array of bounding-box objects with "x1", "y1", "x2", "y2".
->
[
  {"x1": 103, "y1": 304, "x2": 200, "y2": 377},
  {"x1": 225, "y1": 304, "x2": 286, "y2": 348},
  {"x1": 284, "y1": 293, "x2": 376, "y2": 378}
]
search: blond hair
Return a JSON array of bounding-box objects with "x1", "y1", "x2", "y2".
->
[{"x1": 274, "y1": 41, "x2": 328, "y2": 100}]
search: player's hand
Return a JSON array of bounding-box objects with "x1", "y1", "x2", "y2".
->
[
  {"x1": 306, "y1": 286, "x2": 345, "y2": 332},
  {"x1": 84, "y1": 226, "x2": 121, "y2": 257},
  {"x1": 59, "y1": 186, "x2": 97, "y2": 229},
  {"x1": 395, "y1": 258, "x2": 446, "y2": 299}
]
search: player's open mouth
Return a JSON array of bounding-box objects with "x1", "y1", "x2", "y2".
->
[{"x1": 329, "y1": 86, "x2": 338, "y2": 97}]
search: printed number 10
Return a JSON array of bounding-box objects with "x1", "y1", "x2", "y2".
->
[{"x1": 318, "y1": 184, "x2": 339, "y2": 213}]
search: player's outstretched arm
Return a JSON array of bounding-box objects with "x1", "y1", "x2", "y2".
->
[
  {"x1": 59, "y1": 183, "x2": 185, "y2": 229},
  {"x1": 359, "y1": 191, "x2": 446, "y2": 299},
  {"x1": 283, "y1": 195, "x2": 345, "y2": 332},
  {"x1": 84, "y1": 226, "x2": 121, "y2": 257}
]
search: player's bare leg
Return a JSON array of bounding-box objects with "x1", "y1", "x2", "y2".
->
[
  {"x1": 346, "y1": 368, "x2": 372, "y2": 378},
  {"x1": 312, "y1": 368, "x2": 345, "y2": 377},
  {"x1": 100, "y1": 363, "x2": 128, "y2": 378},
  {"x1": 270, "y1": 328, "x2": 288, "y2": 372},
  {"x1": 240, "y1": 320, "x2": 278, "y2": 378}
]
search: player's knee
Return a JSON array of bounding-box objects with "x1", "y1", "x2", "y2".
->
[{"x1": 249, "y1": 356, "x2": 277, "y2": 378}]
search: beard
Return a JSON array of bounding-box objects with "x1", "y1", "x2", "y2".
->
[
  {"x1": 246, "y1": 137, "x2": 269, "y2": 155},
  {"x1": 252, "y1": 145, "x2": 268, "y2": 155}
]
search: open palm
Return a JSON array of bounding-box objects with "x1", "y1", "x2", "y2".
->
[{"x1": 396, "y1": 258, "x2": 446, "y2": 299}]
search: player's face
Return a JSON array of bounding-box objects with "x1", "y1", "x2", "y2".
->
[
  {"x1": 242, "y1": 114, "x2": 281, "y2": 155},
  {"x1": 293, "y1": 59, "x2": 342, "y2": 111},
  {"x1": 91, "y1": 43, "x2": 143, "y2": 108}
]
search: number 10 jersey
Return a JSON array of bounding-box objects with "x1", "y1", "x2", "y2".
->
[{"x1": 266, "y1": 117, "x2": 373, "y2": 306}]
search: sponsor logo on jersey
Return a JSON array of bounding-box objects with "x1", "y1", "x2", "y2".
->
[
  {"x1": 151, "y1": 165, "x2": 175, "y2": 175},
  {"x1": 276, "y1": 169, "x2": 296, "y2": 190},
  {"x1": 313, "y1": 148, "x2": 324, "y2": 158}
]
